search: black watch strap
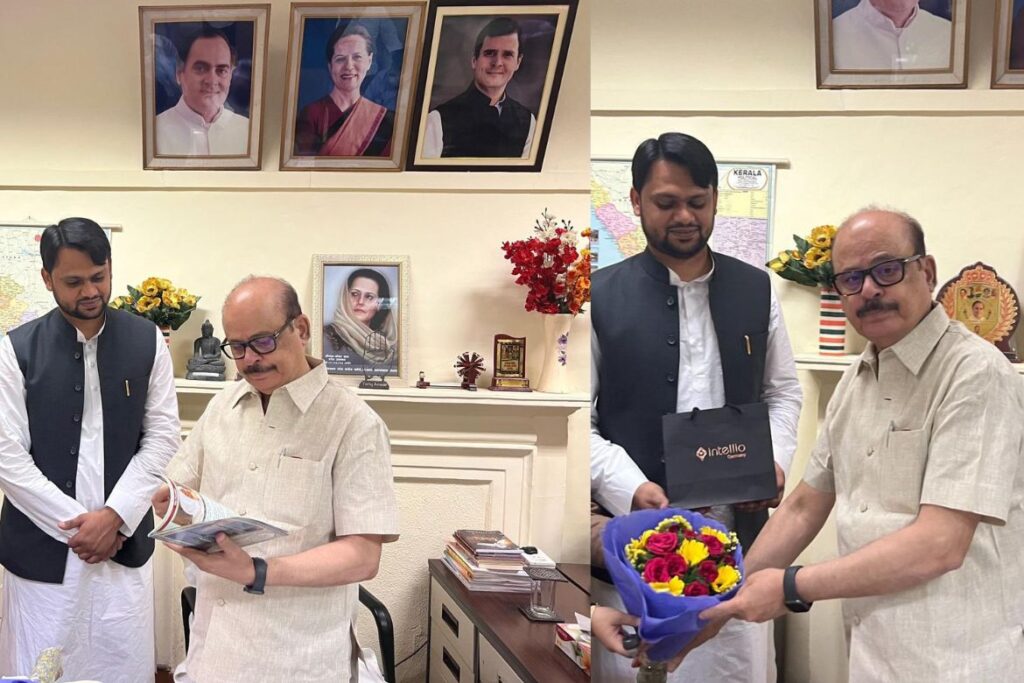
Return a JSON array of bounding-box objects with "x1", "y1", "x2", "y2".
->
[
  {"x1": 783, "y1": 565, "x2": 812, "y2": 613},
  {"x1": 243, "y1": 556, "x2": 268, "y2": 595}
]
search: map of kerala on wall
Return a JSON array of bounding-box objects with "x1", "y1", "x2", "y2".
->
[
  {"x1": 590, "y1": 159, "x2": 777, "y2": 271},
  {"x1": 0, "y1": 224, "x2": 114, "y2": 337}
]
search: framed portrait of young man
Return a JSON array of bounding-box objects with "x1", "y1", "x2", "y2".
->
[
  {"x1": 405, "y1": 0, "x2": 578, "y2": 172},
  {"x1": 311, "y1": 254, "x2": 410, "y2": 383},
  {"x1": 814, "y1": 0, "x2": 968, "y2": 88},
  {"x1": 139, "y1": 5, "x2": 270, "y2": 169},
  {"x1": 993, "y1": 0, "x2": 1024, "y2": 87},
  {"x1": 279, "y1": 3, "x2": 426, "y2": 170}
]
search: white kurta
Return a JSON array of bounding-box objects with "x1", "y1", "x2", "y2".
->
[
  {"x1": 155, "y1": 97, "x2": 250, "y2": 156},
  {"x1": 832, "y1": 0, "x2": 952, "y2": 70},
  {"x1": 0, "y1": 322, "x2": 180, "y2": 682}
]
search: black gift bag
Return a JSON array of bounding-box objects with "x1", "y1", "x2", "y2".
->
[{"x1": 662, "y1": 403, "x2": 777, "y2": 509}]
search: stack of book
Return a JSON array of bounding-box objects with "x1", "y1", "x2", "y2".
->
[{"x1": 442, "y1": 529, "x2": 531, "y2": 593}]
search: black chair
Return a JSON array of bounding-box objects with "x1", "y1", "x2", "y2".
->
[{"x1": 181, "y1": 585, "x2": 396, "y2": 683}]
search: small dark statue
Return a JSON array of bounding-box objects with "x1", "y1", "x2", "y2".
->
[{"x1": 186, "y1": 319, "x2": 226, "y2": 381}]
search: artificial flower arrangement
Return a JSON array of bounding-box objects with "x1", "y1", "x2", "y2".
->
[
  {"x1": 766, "y1": 224, "x2": 837, "y2": 288},
  {"x1": 501, "y1": 209, "x2": 592, "y2": 314},
  {"x1": 603, "y1": 508, "x2": 745, "y2": 662},
  {"x1": 110, "y1": 277, "x2": 200, "y2": 330}
]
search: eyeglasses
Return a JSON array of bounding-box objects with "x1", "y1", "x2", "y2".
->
[
  {"x1": 830, "y1": 255, "x2": 923, "y2": 296},
  {"x1": 220, "y1": 317, "x2": 295, "y2": 360}
]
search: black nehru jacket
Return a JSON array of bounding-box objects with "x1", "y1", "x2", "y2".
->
[
  {"x1": 3, "y1": 308, "x2": 157, "y2": 583},
  {"x1": 592, "y1": 249, "x2": 771, "y2": 549},
  {"x1": 435, "y1": 85, "x2": 533, "y2": 157}
]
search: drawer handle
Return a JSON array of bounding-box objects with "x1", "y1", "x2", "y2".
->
[
  {"x1": 442, "y1": 646, "x2": 461, "y2": 679},
  {"x1": 441, "y1": 603, "x2": 459, "y2": 637}
]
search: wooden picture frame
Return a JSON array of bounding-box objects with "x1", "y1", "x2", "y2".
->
[
  {"x1": 815, "y1": 0, "x2": 969, "y2": 88},
  {"x1": 139, "y1": 4, "x2": 270, "y2": 169},
  {"x1": 992, "y1": 0, "x2": 1024, "y2": 87},
  {"x1": 311, "y1": 254, "x2": 410, "y2": 383},
  {"x1": 279, "y1": 2, "x2": 426, "y2": 170},
  {"x1": 405, "y1": 0, "x2": 578, "y2": 171}
]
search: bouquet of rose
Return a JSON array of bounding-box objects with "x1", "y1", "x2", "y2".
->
[{"x1": 602, "y1": 508, "x2": 744, "y2": 661}]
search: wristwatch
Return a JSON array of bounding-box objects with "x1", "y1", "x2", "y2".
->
[
  {"x1": 783, "y1": 565, "x2": 812, "y2": 613},
  {"x1": 243, "y1": 556, "x2": 268, "y2": 595}
]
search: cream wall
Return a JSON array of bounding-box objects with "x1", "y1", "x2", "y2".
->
[
  {"x1": 593, "y1": 1, "x2": 1024, "y2": 682},
  {"x1": 0, "y1": 0, "x2": 590, "y2": 678}
]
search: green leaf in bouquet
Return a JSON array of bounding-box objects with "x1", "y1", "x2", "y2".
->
[
  {"x1": 127, "y1": 285, "x2": 142, "y2": 300},
  {"x1": 793, "y1": 235, "x2": 811, "y2": 253}
]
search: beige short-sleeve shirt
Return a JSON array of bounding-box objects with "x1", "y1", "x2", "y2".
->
[
  {"x1": 167, "y1": 359, "x2": 399, "y2": 682},
  {"x1": 804, "y1": 306, "x2": 1024, "y2": 682}
]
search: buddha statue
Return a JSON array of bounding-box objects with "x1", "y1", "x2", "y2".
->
[{"x1": 186, "y1": 319, "x2": 226, "y2": 381}]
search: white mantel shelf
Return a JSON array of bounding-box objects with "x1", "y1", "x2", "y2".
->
[
  {"x1": 174, "y1": 378, "x2": 588, "y2": 409},
  {"x1": 795, "y1": 353, "x2": 1024, "y2": 376}
]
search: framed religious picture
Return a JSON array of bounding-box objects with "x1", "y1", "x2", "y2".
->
[
  {"x1": 405, "y1": 0, "x2": 578, "y2": 172},
  {"x1": 311, "y1": 254, "x2": 410, "y2": 382},
  {"x1": 139, "y1": 5, "x2": 270, "y2": 169},
  {"x1": 936, "y1": 262, "x2": 1020, "y2": 361},
  {"x1": 279, "y1": 3, "x2": 427, "y2": 170},
  {"x1": 992, "y1": 0, "x2": 1024, "y2": 87},
  {"x1": 814, "y1": 0, "x2": 969, "y2": 88}
]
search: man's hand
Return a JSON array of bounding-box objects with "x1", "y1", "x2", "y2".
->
[
  {"x1": 735, "y1": 463, "x2": 786, "y2": 513},
  {"x1": 699, "y1": 568, "x2": 787, "y2": 624},
  {"x1": 152, "y1": 484, "x2": 171, "y2": 519},
  {"x1": 61, "y1": 507, "x2": 125, "y2": 564},
  {"x1": 664, "y1": 616, "x2": 729, "y2": 672},
  {"x1": 631, "y1": 481, "x2": 669, "y2": 510},
  {"x1": 166, "y1": 533, "x2": 258, "y2": 586},
  {"x1": 591, "y1": 606, "x2": 640, "y2": 657}
]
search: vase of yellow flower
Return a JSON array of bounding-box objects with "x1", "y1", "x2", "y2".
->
[
  {"x1": 766, "y1": 225, "x2": 846, "y2": 356},
  {"x1": 110, "y1": 277, "x2": 200, "y2": 345}
]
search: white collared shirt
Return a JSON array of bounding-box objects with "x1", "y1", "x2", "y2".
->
[
  {"x1": 590, "y1": 260, "x2": 802, "y2": 516},
  {"x1": 154, "y1": 96, "x2": 250, "y2": 156},
  {"x1": 833, "y1": 0, "x2": 952, "y2": 70}
]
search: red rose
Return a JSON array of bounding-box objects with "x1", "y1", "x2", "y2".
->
[
  {"x1": 645, "y1": 532, "x2": 679, "y2": 556},
  {"x1": 698, "y1": 560, "x2": 719, "y2": 583},
  {"x1": 665, "y1": 554, "x2": 687, "y2": 577},
  {"x1": 722, "y1": 555, "x2": 736, "y2": 567},
  {"x1": 700, "y1": 534, "x2": 725, "y2": 557},
  {"x1": 684, "y1": 581, "x2": 710, "y2": 596},
  {"x1": 643, "y1": 557, "x2": 671, "y2": 584}
]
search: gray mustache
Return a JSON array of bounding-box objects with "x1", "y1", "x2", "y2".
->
[{"x1": 856, "y1": 299, "x2": 899, "y2": 318}]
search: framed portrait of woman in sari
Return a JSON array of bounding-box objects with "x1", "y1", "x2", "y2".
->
[
  {"x1": 280, "y1": 3, "x2": 426, "y2": 170},
  {"x1": 311, "y1": 255, "x2": 410, "y2": 382}
]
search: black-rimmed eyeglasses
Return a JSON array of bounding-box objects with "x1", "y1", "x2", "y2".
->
[
  {"x1": 830, "y1": 255, "x2": 923, "y2": 296},
  {"x1": 220, "y1": 317, "x2": 295, "y2": 360}
]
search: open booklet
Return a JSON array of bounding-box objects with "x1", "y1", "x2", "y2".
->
[{"x1": 149, "y1": 477, "x2": 287, "y2": 552}]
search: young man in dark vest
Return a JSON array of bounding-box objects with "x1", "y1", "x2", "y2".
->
[
  {"x1": 589, "y1": 133, "x2": 802, "y2": 682},
  {"x1": 0, "y1": 218, "x2": 180, "y2": 681}
]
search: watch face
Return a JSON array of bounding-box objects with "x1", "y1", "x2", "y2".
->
[{"x1": 785, "y1": 598, "x2": 811, "y2": 613}]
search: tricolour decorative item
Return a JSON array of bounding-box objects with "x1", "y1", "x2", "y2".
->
[
  {"x1": 814, "y1": 0, "x2": 968, "y2": 89},
  {"x1": 454, "y1": 351, "x2": 485, "y2": 390},
  {"x1": 766, "y1": 225, "x2": 846, "y2": 356},
  {"x1": 111, "y1": 277, "x2": 200, "y2": 343},
  {"x1": 139, "y1": 5, "x2": 271, "y2": 169},
  {"x1": 490, "y1": 334, "x2": 531, "y2": 391},
  {"x1": 992, "y1": 0, "x2": 1024, "y2": 87},
  {"x1": 502, "y1": 210, "x2": 590, "y2": 392},
  {"x1": 311, "y1": 254, "x2": 409, "y2": 383},
  {"x1": 405, "y1": 0, "x2": 579, "y2": 171},
  {"x1": 279, "y1": 3, "x2": 426, "y2": 171},
  {"x1": 936, "y1": 262, "x2": 1020, "y2": 361}
]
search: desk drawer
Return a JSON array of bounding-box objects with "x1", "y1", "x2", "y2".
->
[
  {"x1": 429, "y1": 627, "x2": 474, "y2": 683},
  {"x1": 478, "y1": 634, "x2": 525, "y2": 683},
  {"x1": 430, "y1": 577, "x2": 475, "y2": 664}
]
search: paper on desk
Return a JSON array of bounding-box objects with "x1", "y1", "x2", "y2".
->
[{"x1": 575, "y1": 611, "x2": 591, "y2": 634}]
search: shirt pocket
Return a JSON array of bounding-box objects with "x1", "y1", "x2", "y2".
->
[
  {"x1": 262, "y1": 454, "x2": 325, "y2": 528},
  {"x1": 879, "y1": 428, "x2": 929, "y2": 514}
]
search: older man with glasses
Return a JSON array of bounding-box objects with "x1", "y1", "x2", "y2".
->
[
  {"x1": 158, "y1": 275, "x2": 399, "y2": 683},
  {"x1": 682, "y1": 208, "x2": 1024, "y2": 682}
]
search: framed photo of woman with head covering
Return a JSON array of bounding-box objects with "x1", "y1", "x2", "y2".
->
[
  {"x1": 279, "y1": 3, "x2": 426, "y2": 170},
  {"x1": 311, "y1": 255, "x2": 409, "y2": 382}
]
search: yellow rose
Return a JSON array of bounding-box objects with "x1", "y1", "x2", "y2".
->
[
  {"x1": 810, "y1": 225, "x2": 836, "y2": 249},
  {"x1": 679, "y1": 538, "x2": 710, "y2": 566},
  {"x1": 156, "y1": 278, "x2": 171, "y2": 290},
  {"x1": 135, "y1": 296, "x2": 159, "y2": 313},
  {"x1": 162, "y1": 290, "x2": 181, "y2": 309},
  {"x1": 778, "y1": 251, "x2": 790, "y2": 264},
  {"x1": 109, "y1": 297, "x2": 122, "y2": 310},
  {"x1": 142, "y1": 284, "x2": 159, "y2": 297},
  {"x1": 768, "y1": 259, "x2": 785, "y2": 273},
  {"x1": 711, "y1": 565, "x2": 741, "y2": 593},
  {"x1": 649, "y1": 576, "x2": 685, "y2": 596},
  {"x1": 141, "y1": 277, "x2": 160, "y2": 291},
  {"x1": 183, "y1": 295, "x2": 197, "y2": 307}
]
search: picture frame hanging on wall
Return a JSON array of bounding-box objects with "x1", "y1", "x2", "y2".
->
[
  {"x1": 405, "y1": 0, "x2": 578, "y2": 172},
  {"x1": 139, "y1": 4, "x2": 271, "y2": 169},
  {"x1": 814, "y1": 0, "x2": 969, "y2": 88},
  {"x1": 992, "y1": 0, "x2": 1024, "y2": 87},
  {"x1": 279, "y1": 2, "x2": 427, "y2": 170},
  {"x1": 311, "y1": 254, "x2": 410, "y2": 383}
]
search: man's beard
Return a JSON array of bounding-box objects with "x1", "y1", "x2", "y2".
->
[
  {"x1": 642, "y1": 219, "x2": 711, "y2": 260},
  {"x1": 58, "y1": 296, "x2": 107, "y2": 320}
]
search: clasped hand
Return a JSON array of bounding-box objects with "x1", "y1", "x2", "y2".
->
[{"x1": 60, "y1": 507, "x2": 125, "y2": 564}]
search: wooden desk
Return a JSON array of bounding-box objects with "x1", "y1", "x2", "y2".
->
[{"x1": 428, "y1": 559, "x2": 589, "y2": 683}]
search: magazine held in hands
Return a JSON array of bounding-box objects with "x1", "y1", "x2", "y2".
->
[{"x1": 150, "y1": 477, "x2": 286, "y2": 552}]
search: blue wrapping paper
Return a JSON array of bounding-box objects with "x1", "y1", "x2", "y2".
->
[{"x1": 602, "y1": 507, "x2": 745, "y2": 662}]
